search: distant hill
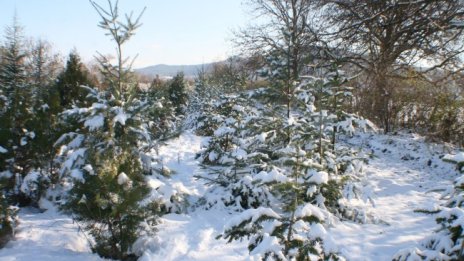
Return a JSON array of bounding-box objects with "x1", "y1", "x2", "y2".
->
[{"x1": 135, "y1": 62, "x2": 220, "y2": 78}]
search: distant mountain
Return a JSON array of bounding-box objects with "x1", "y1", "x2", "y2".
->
[{"x1": 135, "y1": 62, "x2": 220, "y2": 78}]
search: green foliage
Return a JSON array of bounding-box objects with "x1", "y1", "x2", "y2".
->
[
  {"x1": 0, "y1": 182, "x2": 18, "y2": 249},
  {"x1": 0, "y1": 16, "x2": 41, "y2": 206},
  {"x1": 58, "y1": 1, "x2": 163, "y2": 260},
  {"x1": 62, "y1": 149, "x2": 158, "y2": 260},
  {"x1": 56, "y1": 51, "x2": 94, "y2": 108},
  {"x1": 168, "y1": 72, "x2": 188, "y2": 115},
  {"x1": 58, "y1": 78, "x2": 159, "y2": 260}
]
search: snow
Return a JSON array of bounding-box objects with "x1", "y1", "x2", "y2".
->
[
  {"x1": 308, "y1": 223, "x2": 327, "y2": 239},
  {"x1": 213, "y1": 126, "x2": 234, "y2": 136},
  {"x1": 0, "y1": 146, "x2": 7, "y2": 153},
  {"x1": 113, "y1": 107, "x2": 129, "y2": 126},
  {"x1": 225, "y1": 207, "x2": 281, "y2": 230},
  {"x1": 117, "y1": 172, "x2": 130, "y2": 185},
  {"x1": 443, "y1": 152, "x2": 464, "y2": 163},
  {"x1": 70, "y1": 169, "x2": 84, "y2": 183},
  {"x1": 1, "y1": 131, "x2": 461, "y2": 261},
  {"x1": 83, "y1": 164, "x2": 94, "y2": 175},
  {"x1": 20, "y1": 137, "x2": 27, "y2": 146},
  {"x1": 254, "y1": 169, "x2": 288, "y2": 183},
  {"x1": 307, "y1": 170, "x2": 329, "y2": 184},
  {"x1": 231, "y1": 148, "x2": 247, "y2": 160},
  {"x1": 20, "y1": 171, "x2": 41, "y2": 194},
  {"x1": 84, "y1": 114, "x2": 104, "y2": 131},
  {"x1": 0, "y1": 170, "x2": 12, "y2": 179},
  {"x1": 257, "y1": 132, "x2": 267, "y2": 143},
  {"x1": 329, "y1": 132, "x2": 458, "y2": 260},
  {"x1": 249, "y1": 234, "x2": 285, "y2": 260},
  {"x1": 0, "y1": 206, "x2": 102, "y2": 261},
  {"x1": 208, "y1": 151, "x2": 218, "y2": 162},
  {"x1": 295, "y1": 203, "x2": 326, "y2": 221}
]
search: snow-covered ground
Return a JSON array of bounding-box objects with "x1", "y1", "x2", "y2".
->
[
  {"x1": 0, "y1": 131, "x2": 461, "y2": 260},
  {"x1": 140, "y1": 131, "x2": 248, "y2": 261},
  {"x1": 0, "y1": 206, "x2": 102, "y2": 261},
  {"x1": 330, "y1": 133, "x2": 458, "y2": 260}
]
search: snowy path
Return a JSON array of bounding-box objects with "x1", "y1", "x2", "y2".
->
[
  {"x1": 0, "y1": 207, "x2": 101, "y2": 261},
  {"x1": 330, "y1": 133, "x2": 458, "y2": 260}
]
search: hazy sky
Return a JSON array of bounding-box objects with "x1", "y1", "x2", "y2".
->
[{"x1": 0, "y1": 0, "x2": 249, "y2": 68}]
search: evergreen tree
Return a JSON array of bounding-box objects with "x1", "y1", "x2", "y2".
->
[
  {"x1": 196, "y1": 63, "x2": 373, "y2": 259},
  {"x1": 57, "y1": 1, "x2": 167, "y2": 259},
  {"x1": 168, "y1": 72, "x2": 188, "y2": 115},
  {"x1": 0, "y1": 16, "x2": 38, "y2": 205},
  {"x1": 186, "y1": 68, "x2": 220, "y2": 133},
  {"x1": 25, "y1": 39, "x2": 63, "y2": 197},
  {"x1": 56, "y1": 51, "x2": 94, "y2": 108}
]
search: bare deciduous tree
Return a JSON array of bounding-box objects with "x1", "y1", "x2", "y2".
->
[
  {"x1": 235, "y1": 0, "x2": 318, "y2": 117},
  {"x1": 322, "y1": 0, "x2": 464, "y2": 132}
]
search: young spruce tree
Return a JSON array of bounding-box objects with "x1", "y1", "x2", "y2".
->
[{"x1": 58, "y1": 1, "x2": 160, "y2": 260}]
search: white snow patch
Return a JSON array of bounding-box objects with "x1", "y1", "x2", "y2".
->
[
  {"x1": 308, "y1": 170, "x2": 329, "y2": 184},
  {"x1": 117, "y1": 172, "x2": 130, "y2": 185},
  {"x1": 443, "y1": 152, "x2": 464, "y2": 163},
  {"x1": 113, "y1": 107, "x2": 129, "y2": 126},
  {"x1": 249, "y1": 234, "x2": 285, "y2": 259},
  {"x1": 70, "y1": 169, "x2": 84, "y2": 183},
  {"x1": 0, "y1": 206, "x2": 103, "y2": 260},
  {"x1": 0, "y1": 146, "x2": 8, "y2": 153},
  {"x1": 295, "y1": 204, "x2": 326, "y2": 221},
  {"x1": 0, "y1": 170, "x2": 12, "y2": 179},
  {"x1": 83, "y1": 164, "x2": 95, "y2": 175},
  {"x1": 20, "y1": 171, "x2": 41, "y2": 194},
  {"x1": 118, "y1": 172, "x2": 133, "y2": 189},
  {"x1": 225, "y1": 207, "x2": 280, "y2": 230},
  {"x1": 84, "y1": 114, "x2": 104, "y2": 131},
  {"x1": 254, "y1": 169, "x2": 288, "y2": 183},
  {"x1": 20, "y1": 137, "x2": 28, "y2": 146}
]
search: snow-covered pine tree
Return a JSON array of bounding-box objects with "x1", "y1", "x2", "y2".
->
[
  {"x1": 216, "y1": 85, "x2": 346, "y2": 259},
  {"x1": 199, "y1": 59, "x2": 372, "y2": 259},
  {"x1": 20, "y1": 39, "x2": 64, "y2": 205},
  {"x1": 186, "y1": 67, "x2": 219, "y2": 132},
  {"x1": 168, "y1": 72, "x2": 188, "y2": 116},
  {"x1": 56, "y1": 1, "x2": 164, "y2": 259},
  {"x1": 296, "y1": 63, "x2": 373, "y2": 221},
  {"x1": 0, "y1": 16, "x2": 40, "y2": 206},
  {"x1": 196, "y1": 93, "x2": 278, "y2": 210}
]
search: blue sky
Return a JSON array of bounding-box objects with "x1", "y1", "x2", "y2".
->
[{"x1": 0, "y1": 0, "x2": 249, "y2": 68}]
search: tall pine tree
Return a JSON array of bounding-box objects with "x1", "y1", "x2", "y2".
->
[{"x1": 0, "y1": 16, "x2": 37, "y2": 205}]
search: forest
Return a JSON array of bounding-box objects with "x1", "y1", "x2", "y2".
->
[{"x1": 0, "y1": 0, "x2": 464, "y2": 260}]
